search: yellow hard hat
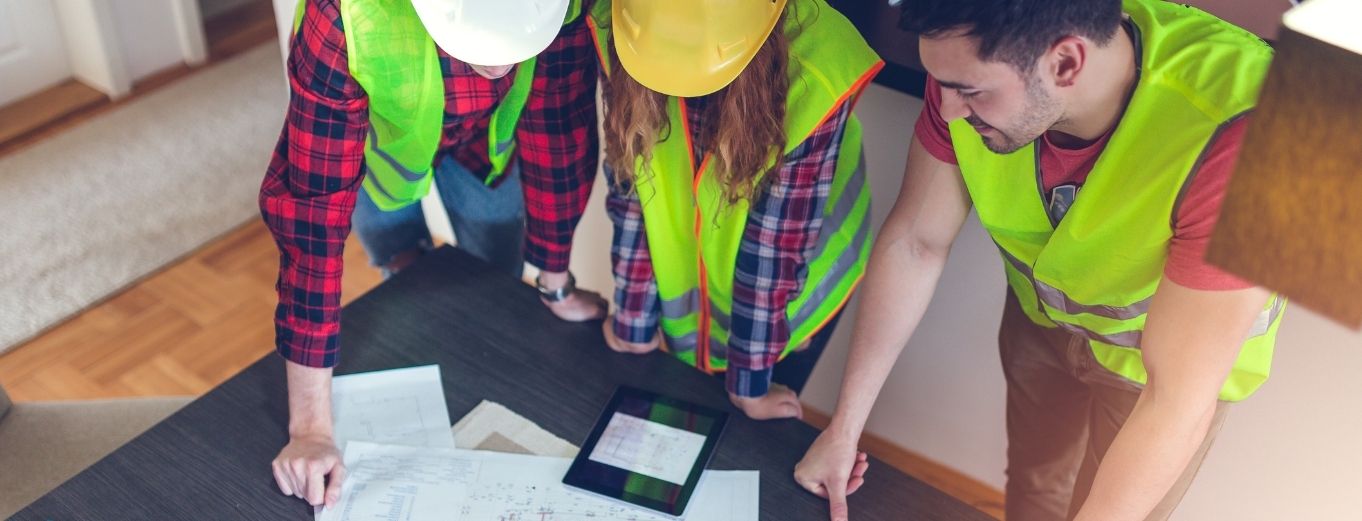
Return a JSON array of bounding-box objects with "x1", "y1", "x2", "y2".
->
[{"x1": 612, "y1": 0, "x2": 788, "y2": 97}]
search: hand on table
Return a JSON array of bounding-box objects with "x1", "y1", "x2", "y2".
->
[
  {"x1": 542, "y1": 288, "x2": 608, "y2": 322},
  {"x1": 272, "y1": 432, "x2": 346, "y2": 507},
  {"x1": 602, "y1": 314, "x2": 661, "y2": 354},
  {"x1": 794, "y1": 430, "x2": 870, "y2": 521},
  {"x1": 729, "y1": 383, "x2": 804, "y2": 420}
]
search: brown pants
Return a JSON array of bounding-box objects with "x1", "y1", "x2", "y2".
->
[{"x1": 999, "y1": 291, "x2": 1229, "y2": 521}]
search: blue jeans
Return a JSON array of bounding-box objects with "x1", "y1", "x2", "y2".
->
[{"x1": 352, "y1": 157, "x2": 525, "y2": 278}]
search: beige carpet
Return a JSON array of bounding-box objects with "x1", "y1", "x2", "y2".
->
[{"x1": 0, "y1": 43, "x2": 285, "y2": 354}]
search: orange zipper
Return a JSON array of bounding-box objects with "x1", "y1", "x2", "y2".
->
[{"x1": 678, "y1": 100, "x2": 713, "y2": 374}]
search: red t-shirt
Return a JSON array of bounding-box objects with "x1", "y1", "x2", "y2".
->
[{"x1": 915, "y1": 75, "x2": 1252, "y2": 290}]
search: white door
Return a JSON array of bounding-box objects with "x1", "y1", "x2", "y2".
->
[{"x1": 0, "y1": 0, "x2": 73, "y2": 106}]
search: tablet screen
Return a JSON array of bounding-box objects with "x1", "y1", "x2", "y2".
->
[{"x1": 563, "y1": 387, "x2": 729, "y2": 517}]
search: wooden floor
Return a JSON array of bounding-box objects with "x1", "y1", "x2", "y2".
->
[
  {"x1": 0, "y1": 221, "x2": 381, "y2": 401},
  {"x1": 0, "y1": 80, "x2": 107, "y2": 148}
]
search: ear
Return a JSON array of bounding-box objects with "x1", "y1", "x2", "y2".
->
[{"x1": 1046, "y1": 35, "x2": 1086, "y2": 88}]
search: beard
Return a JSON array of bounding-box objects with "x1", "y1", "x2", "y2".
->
[{"x1": 970, "y1": 74, "x2": 1062, "y2": 154}]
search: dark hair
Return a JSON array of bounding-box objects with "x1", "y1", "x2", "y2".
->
[{"x1": 899, "y1": 0, "x2": 1123, "y2": 71}]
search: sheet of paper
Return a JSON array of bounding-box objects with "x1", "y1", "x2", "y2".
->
[
  {"x1": 322, "y1": 442, "x2": 758, "y2": 521},
  {"x1": 317, "y1": 442, "x2": 469, "y2": 521},
  {"x1": 331, "y1": 365, "x2": 454, "y2": 450},
  {"x1": 587, "y1": 412, "x2": 708, "y2": 485}
]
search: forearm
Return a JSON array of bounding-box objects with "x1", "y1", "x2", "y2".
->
[
  {"x1": 517, "y1": 16, "x2": 599, "y2": 273},
  {"x1": 1076, "y1": 279, "x2": 1268, "y2": 519},
  {"x1": 285, "y1": 360, "x2": 335, "y2": 437},
  {"x1": 828, "y1": 235, "x2": 949, "y2": 437},
  {"x1": 1073, "y1": 388, "x2": 1218, "y2": 521},
  {"x1": 828, "y1": 135, "x2": 969, "y2": 437},
  {"x1": 605, "y1": 180, "x2": 659, "y2": 343}
]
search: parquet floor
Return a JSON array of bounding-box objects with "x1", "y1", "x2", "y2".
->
[{"x1": 0, "y1": 221, "x2": 381, "y2": 401}]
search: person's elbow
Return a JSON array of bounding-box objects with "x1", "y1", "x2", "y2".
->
[{"x1": 1139, "y1": 370, "x2": 1222, "y2": 434}]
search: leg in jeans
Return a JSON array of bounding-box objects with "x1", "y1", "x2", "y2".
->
[
  {"x1": 437, "y1": 159, "x2": 526, "y2": 278},
  {"x1": 999, "y1": 290, "x2": 1094, "y2": 521},
  {"x1": 1065, "y1": 351, "x2": 1232, "y2": 520},
  {"x1": 352, "y1": 180, "x2": 434, "y2": 277},
  {"x1": 771, "y1": 310, "x2": 844, "y2": 395}
]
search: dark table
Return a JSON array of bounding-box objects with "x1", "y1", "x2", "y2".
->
[{"x1": 16, "y1": 247, "x2": 990, "y2": 520}]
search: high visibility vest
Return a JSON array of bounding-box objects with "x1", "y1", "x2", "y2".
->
[
  {"x1": 292, "y1": 0, "x2": 583, "y2": 210},
  {"x1": 952, "y1": 0, "x2": 1283, "y2": 401},
  {"x1": 588, "y1": 0, "x2": 883, "y2": 371}
]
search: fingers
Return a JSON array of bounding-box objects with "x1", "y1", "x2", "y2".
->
[
  {"x1": 827, "y1": 476, "x2": 850, "y2": 521},
  {"x1": 777, "y1": 390, "x2": 804, "y2": 420},
  {"x1": 587, "y1": 292, "x2": 609, "y2": 319},
  {"x1": 272, "y1": 460, "x2": 294, "y2": 497},
  {"x1": 808, "y1": 482, "x2": 830, "y2": 499},
  {"x1": 846, "y1": 476, "x2": 866, "y2": 495},
  {"x1": 851, "y1": 459, "x2": 870, "y2": 479},
  {"x1": 325, "y1": 462, "x2": 347, "y2": 507},
  {"x1": 289, "y1": 459, "x2": 308, "y2": 500},
  {"x1": 546, "y1": 290, "x2": 610, "y2": 322},
  {"x1": 306, "y1": 463, "x2": 326, "y2": 505},
  {"x1": 601, "y1": 318, "x2": 622, "y2": 351},
  {"x1": 846, "y1": 451, "x2": 870, "y2": 495}
]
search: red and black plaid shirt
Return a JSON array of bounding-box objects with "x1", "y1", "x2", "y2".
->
[{"x1": 259, "y1": 0, "x2": 598, "y2": 368}]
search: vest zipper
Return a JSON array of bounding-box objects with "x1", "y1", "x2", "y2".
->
[{"x1": 679, "y1": 100, "x2": 713, "y2": 373}]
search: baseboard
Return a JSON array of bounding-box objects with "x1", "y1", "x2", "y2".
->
[
  {"x1": 801, "y1": 404, "x2": 1006, "y2": 520},
  {"x1": 0, "y1": 80, "x2": 107, "y2": 153}
]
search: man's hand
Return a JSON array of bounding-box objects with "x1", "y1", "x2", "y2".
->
[
  {"x1": 539, "y1": 271, "x2": 607, "y2": 322},
  {"x1": 278, "y1": 361, "x2": 341, "y2": 507},
  {"x1": 272, "y1": 431, "x2": 345, "y2": 507},
  {"x1": 729, "y1": 383, "x2": 803, "y2": 420},
  {"x1": 795, "y1": 430, "x2": 870, "y2": 521},
  {"x1": 602, "y1": 315, "x2": 661, "y2": 354},
  {"x1": 542, "y1": 289, "x2": 608, "y2": 322}
]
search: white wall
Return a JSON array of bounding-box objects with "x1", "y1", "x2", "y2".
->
[
  {"x1": 50, "y1": 0, "x2": 207, "y2": 99},
  {"x1": 0, "y1": 0, "x2": 73, "y2": 105},
  {"x1": 270, "y1": 0, "x2": 294, "y2": 64},
  {"x1": 109, "y1": 0, "x2": 189, "y2": 81},
  {"x1": 52, "y1": 0, "x2": 130, "y2": 98}
]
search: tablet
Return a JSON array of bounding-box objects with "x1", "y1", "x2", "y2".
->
[{"x1": 563, "y1": 386, "x2": 729, "y2": 518}]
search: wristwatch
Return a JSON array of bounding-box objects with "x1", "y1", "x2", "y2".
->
[{"x1": 536, "y1": 272, "x2": 577, "y2": 303}]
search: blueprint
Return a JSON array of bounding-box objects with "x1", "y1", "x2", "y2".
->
[
  {"x1": 331, "y1": 364, "x2": 455, "y2": 450},
  {"x1": 320, "y1": 442, "x2": 758, "y2": 521}
]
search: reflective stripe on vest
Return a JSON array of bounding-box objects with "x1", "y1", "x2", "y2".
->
[
  {"x1": 952, "y1": 0, "x2": 1281, "y2": 401},
  {"x1": 294, "y1": 0, "x2": 581, "y2": 210},
  {"x1": 658, "y1": 156, "x2": 872, "y2": 330},
  {"x1": 588, "y1": 0, "x2": 882, "y2": 371},
  {"x1": 996, "y1": 243, "x2": 1285, "y2": 348}
]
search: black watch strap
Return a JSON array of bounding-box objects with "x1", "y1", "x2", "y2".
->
[{"x1": 537, "y1": 272, "x2": 577, "y2": 303}]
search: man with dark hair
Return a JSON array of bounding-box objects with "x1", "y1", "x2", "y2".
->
[{"x1": 794, "y1": 1, "x2": 1285, "y2": 520}]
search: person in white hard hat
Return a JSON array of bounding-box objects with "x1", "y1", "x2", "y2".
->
[{"x1": 260, "y1": 0, "x2": 599, "y2": 507}]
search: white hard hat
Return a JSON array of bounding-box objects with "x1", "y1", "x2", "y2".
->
[{"x1": 410, "y1": 0, "x2": 571, "y2": 66}]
